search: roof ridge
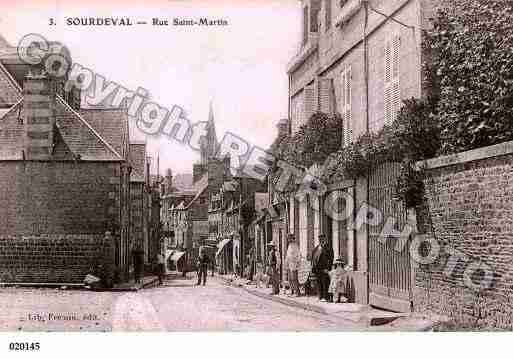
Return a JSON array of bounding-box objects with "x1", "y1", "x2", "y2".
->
[
  {"x1": 0, "y1": 98, "x2": 22, "y2": 122},
  {"x1": 0, "y1": 60, "x2": 22, "y2": 95},
  {"x1": 57, "y1": 95, "x2": 124, "y2": 160}
]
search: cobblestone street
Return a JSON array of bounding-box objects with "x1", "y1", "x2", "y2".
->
[{"x1": 0, "y1": 276, "x2": 362, "y2": 332}]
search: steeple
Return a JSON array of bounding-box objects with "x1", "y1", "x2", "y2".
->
[{"x1": 200, "y1": 100, "x2": 218, "y2": 165}]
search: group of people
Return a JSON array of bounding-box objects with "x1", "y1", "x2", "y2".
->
[{"x1": 264, "y1": 233, "x2": 349, "y2": 303}]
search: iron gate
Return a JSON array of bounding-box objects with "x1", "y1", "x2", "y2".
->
[{"x1": 368, "y1": 162, "x2": 412, "y2": 312}]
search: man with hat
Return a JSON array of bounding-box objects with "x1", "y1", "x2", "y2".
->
[
  {"x1": 285, "y1": 233, "x2": 301, "y2": 297},
  {"x1": 311, "y1": 234, "x2": 334, "y2": 302},
  {"x1": 267, "y1": 242, "x2": 280, "y2": 295}
]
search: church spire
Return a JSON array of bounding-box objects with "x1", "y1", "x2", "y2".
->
[{"x1": 200, "y1": 100, "x2": 218, "y2": 165}]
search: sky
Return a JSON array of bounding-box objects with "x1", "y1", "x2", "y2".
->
[{"x1": 0, "y1": 0, "x2": 301, "y2": 174}]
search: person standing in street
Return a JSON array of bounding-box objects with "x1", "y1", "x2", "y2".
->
[
  {"x1": 268, "y1": 243, "x2": 280, "y2": 295},
  {"x1": 196, "y1": 249, "x2": 210, "y2": 286},
  {"x1": 156, "y1": 252, "x2": 165, "y2": 286},
  {"x1": 311, "y1": 234, "x2": 334, "y2": 302},
  {"x1": 285, "y1": 234, "x2": 301, "y2": 297},
  {"x1": 132, "y1": 245, "x2": 144, "y2": 284}
]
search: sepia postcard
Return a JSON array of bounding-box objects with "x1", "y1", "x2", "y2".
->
[{"x1": 0, "y1": 0, "x2": 512, "y2": 356}]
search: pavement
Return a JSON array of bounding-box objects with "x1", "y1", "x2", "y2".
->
[
  {"x1": 110, "y1": 275, "x2": 160, "y2": 292},
  {"x1": 0, "y1": 273, "x2": 443, "y2": 331},
  {"x1": 217, "y1": 274, "x2": 442, "y2": 330}
]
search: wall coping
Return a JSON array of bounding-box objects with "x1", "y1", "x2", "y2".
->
[
  {"x1": 416, "y1": 140, "x2": 513, "y2": 170},
  {"x1": 327, "y1": 179, "x2": 355, "y2": 191}
]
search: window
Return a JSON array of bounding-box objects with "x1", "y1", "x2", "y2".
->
[
  {"x1": 340, "y1": 65, "x2": 352, "y2": 146},
  {"x1": 384, "y1": 35, "x2": 401, "y2": 127},
  {"x1": 302, "y1": 6, "x2": 309, "y2": 45},
  {"x1": 310, "y1": 6, "x2": 319, "y2": 33},
  {"x1": 325, "y1": 0, "x2": 332, "y2": 31}
]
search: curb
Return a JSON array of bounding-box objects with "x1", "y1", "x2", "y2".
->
[
  {"x1": 217, "y1": 277, "x2": 421, "y2": 328},
  {"x1": 218, "y1": 276, "x2": 356, "y2": 319}
]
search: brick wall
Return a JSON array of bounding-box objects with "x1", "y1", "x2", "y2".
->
[
  {"x1": 0, "y1": 234, "x2": 113, "y2": 283},
  {"x1": 414, "y1": 143, "x2": 513, "y2": 329}
]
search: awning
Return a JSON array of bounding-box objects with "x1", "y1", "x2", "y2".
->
[
  {"x1": 216, "y1": 238, "x2": 232, "y2": 257},
  {"x1": 170, "y1": 251, "x2": 185, "y2": 262}
]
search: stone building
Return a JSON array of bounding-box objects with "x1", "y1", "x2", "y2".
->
[
  {"x1": 162, "y1": 102, "x2": 229, "y2": 269},
  {"x1": 213, "y1": 175, "x2": 267, "y2": 275},
  {"x1": 279, "y1": 0, "x2": 441, "y2": 311},
  {"x1": 0, "y1": 37, "x2": 154, "y2": 284}
]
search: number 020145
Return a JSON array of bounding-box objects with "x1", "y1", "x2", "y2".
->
[{"x1": 9, "y1": 342, "x2": 40, "y2": 351}]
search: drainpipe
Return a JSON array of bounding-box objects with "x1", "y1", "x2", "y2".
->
[{"x1": 363, "y1": 0, "x2": 370, "y2": 304}]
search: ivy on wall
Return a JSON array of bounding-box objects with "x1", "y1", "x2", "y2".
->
[
  {"x1": 430, "y1": 0, "x2": 513, "y2": 154},
  {"x1": 270, "y1": 0, "x2": 513, "y2": 208}
]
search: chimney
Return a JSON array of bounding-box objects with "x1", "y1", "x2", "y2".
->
[
  {"x1": 276, "y1": 118, "x2": 290, "y2": 139},
  {"x1": 193, "y1": 163, "x2": 206, "y2": 184},
  {"x1": 165, "y1": 168, "x2": 173, "y2": 194},
  {"x1": 23, "y1": 71, "x2": 55, "y2": 160}
]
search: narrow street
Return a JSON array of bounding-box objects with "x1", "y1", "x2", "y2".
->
[{"x1": 0, "y1": 276, "x2": 362, "y2": 332}]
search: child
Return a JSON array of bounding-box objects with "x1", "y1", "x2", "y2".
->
[
  {"x1": 328, "y1": 258, "x2": 347, "y2": 303},
  {"x1": 254, "y1": 262, "x2": 264, "y2": 288}
]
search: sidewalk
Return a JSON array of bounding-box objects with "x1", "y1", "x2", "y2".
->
[
  {"x1": 109, "y1": 275, "x2": 160, "y2": 292},
  {"x1": 216, "y1": 275, "x2": 442, "y2": 330}
]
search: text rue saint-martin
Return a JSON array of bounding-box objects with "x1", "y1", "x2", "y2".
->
[{"x1": 62, "y1": 17, "x2": 229, "y2": 27}]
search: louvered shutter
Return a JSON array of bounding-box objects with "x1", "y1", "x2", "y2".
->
[
  {"x1": 384, "y1": 36, "x2": 401, "y2": 127},
  {"x1": 341, "y1": 66, "x2": 352, "y2": 147},
  {"x1": 318, "y1": 78, "x2": 334, "y2": 114},
  {"x1": 345, "y1": 66, "x2": 352, "y2": 145},
  {"x1": 303, "y1": 84, "x2": 316, "y2": 125},
  {"x1": 392, "y1": 36, "x2": 401, "y2": 123},
  {"x1": 384, "y1": 40, "x2": 393, "y2": 126}
]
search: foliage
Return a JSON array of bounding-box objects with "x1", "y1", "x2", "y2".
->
[
  {"x1": 429, "y1": 0, "x2": 513, "y2": 154},
  {"x1": 270, "y1": 112, "x2": 343, "y2": 193},
  {"x1": 271, "y1": 0, "x2": 513, "y2": 207},
  {"x1": 322, "y1": 97, "x2": 439, "y2": 208}
]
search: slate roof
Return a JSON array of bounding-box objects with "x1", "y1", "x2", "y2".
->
[
  {"x1": 185, "y1": 175, "x2": 209, "y2": 210},
  {"x1": 0, "y1": 61, "x2": 22, "y2": 106},
  {"x1": 0, "y1": 96, "x2": 125, "y2": 161},
  {"x1": 0, "y1": 34, "x2": 10, "y2": 48},
  {"x1": 80, "y1": 108, "x2": 129, "y2": 158}
]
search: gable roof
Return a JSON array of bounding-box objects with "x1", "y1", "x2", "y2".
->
[
  {"x1": 80, "y1": 108, "x2": 129, "y2": 158},
  {"x1": 0, "y1": 97, "x2": 125, "y2": 161},
  {"x1": 0, "y1": 100, "x2": 24, "y2": 160},
  {"x1": 0, "y1": 61, "x2": 22, "y2": 107},
  {"x1": 55, "y1": 96, "x2": 123, "y2": 161},
  {"x1": 185, "y1": 174, "x2": 209, "y2": 210},
  {"x1": 0, "y1": 34, "x2": 10, "y2": 48}
]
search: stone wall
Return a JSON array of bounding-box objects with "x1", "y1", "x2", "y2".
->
[
  {"x1": 0, "y1": 161, "x2": 120, "y2": 236},
  {"x1": 414, "y1": 141, "x2": 513, "y2": 329},
  {"x1": 0, "y1": 234, "x2": 113, "y2": 283}
]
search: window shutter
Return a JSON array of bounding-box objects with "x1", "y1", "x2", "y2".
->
[
  {"x1": 303, "y1": 84, "x2": 316, "y2": 124},
  {"x1": 384, "y1": 36, "x2": 401, "y2": 127},
  {"x1": 392, "y1": 35, "x2": 401, "y2": 123},
  {"x1": 384, "y1": 40, "x2": 393, "y2": 126},
  {"x1": 318, "y1": 78, "x2": 334, "y2": 114},
  {"x1": 325, "y1": 0, "x2": 332, "y2": 31},
  {"x1": 341, "y1": 66, "x2": 352, "y2": 147},
  {"x1": 307, "y1": 195, "x2": 314, "y2": 260}
]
